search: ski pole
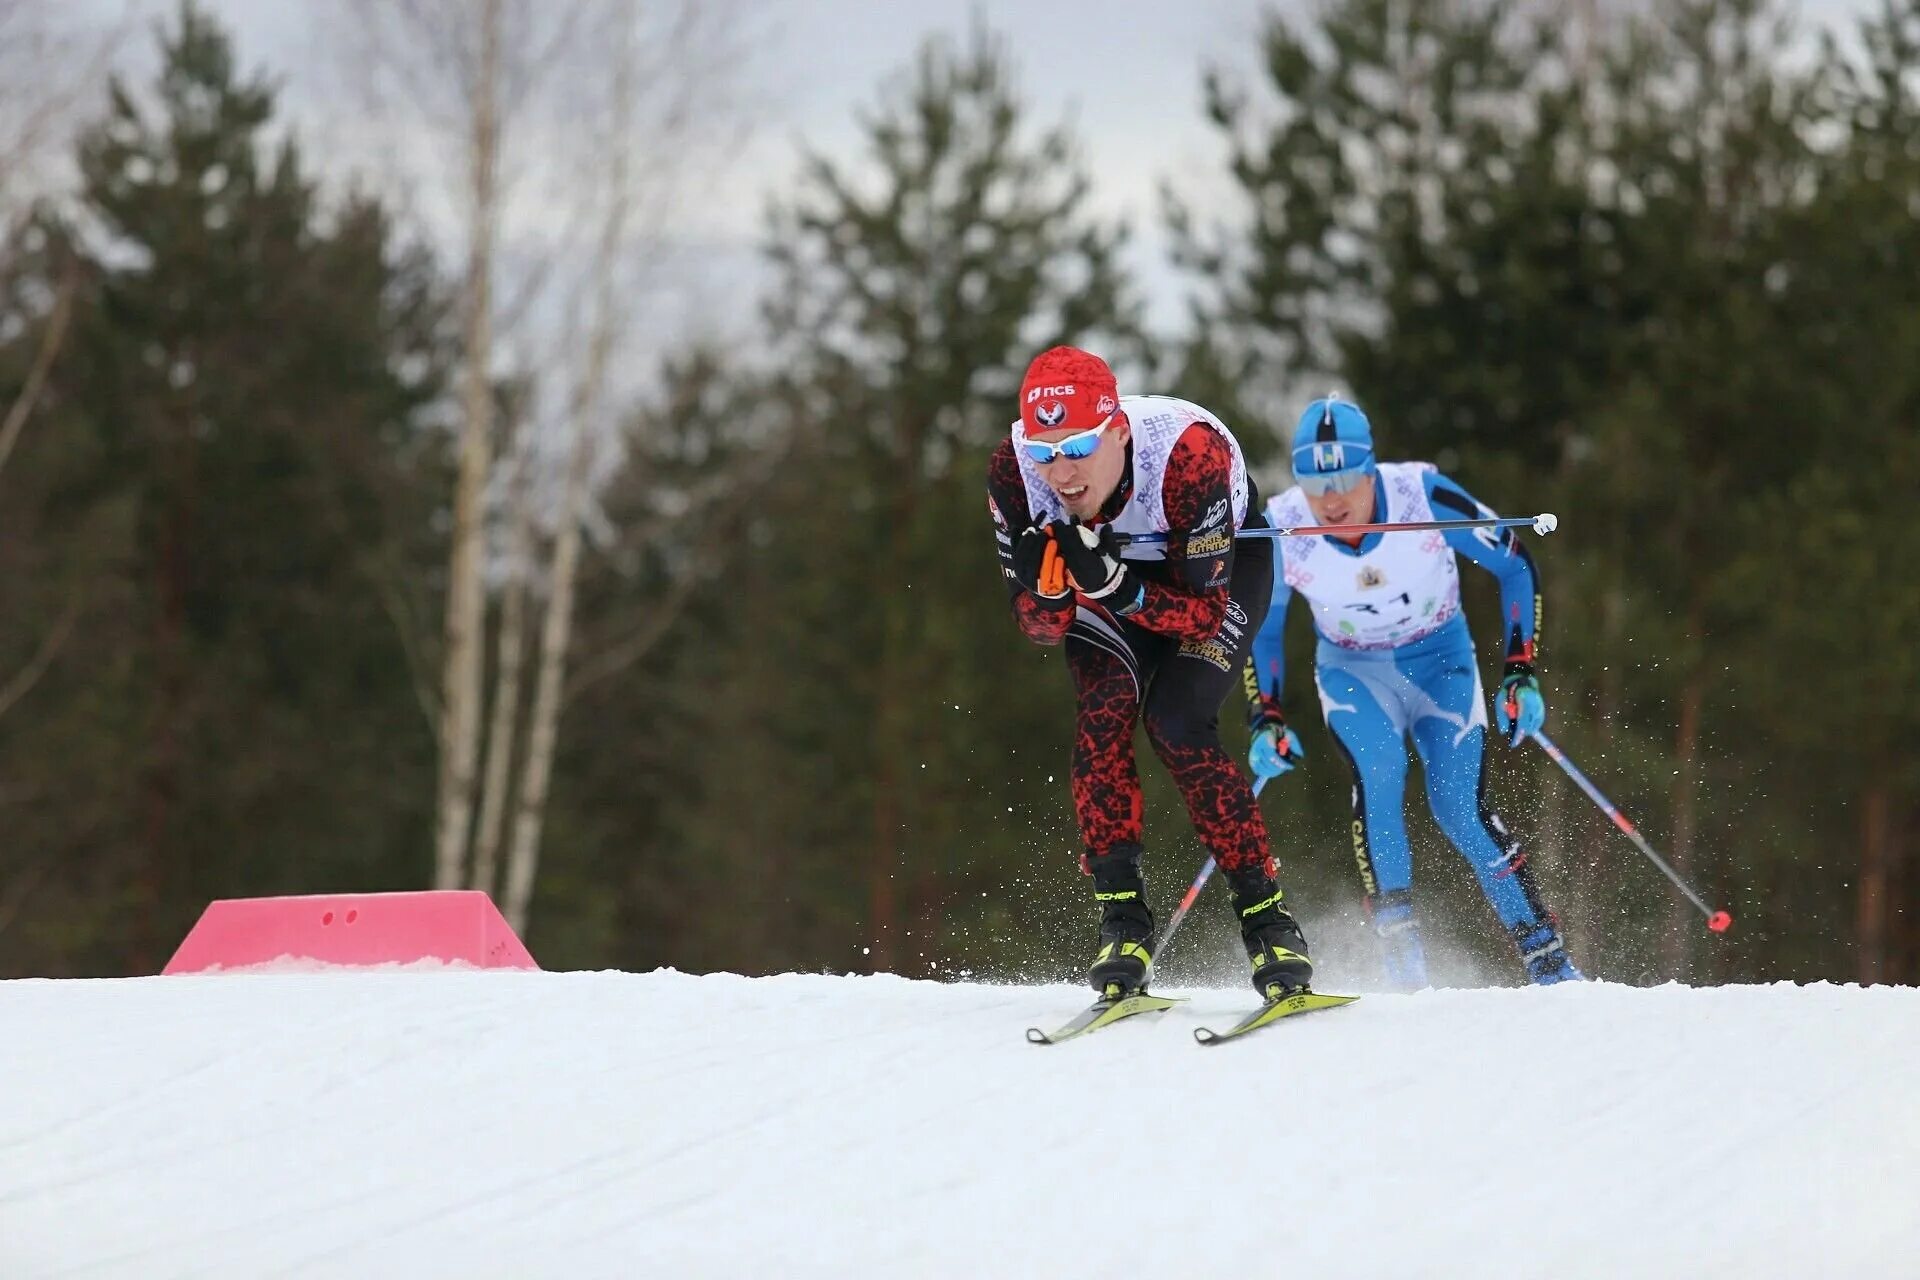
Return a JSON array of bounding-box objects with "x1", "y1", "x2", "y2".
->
[
  {"x1": 1117, "y1": 512, "x2": 1557, "y2": 549},
  {"x1": 1144, "y1": 776, "x2": 1267, "y2": 981},
  {"x1": 1529, "y1": 730, "x2": 1733, "y2": 933}
]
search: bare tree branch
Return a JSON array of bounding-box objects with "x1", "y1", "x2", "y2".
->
[
  {"x1": 362, "y1": 550, "x2": 442, "y2": 738},
  {"x1": 0, "y1": 1, "x2": 135, "y2": 216},
  {"x1": 604, "y1": 466, "x2": 752, "y2": 562},
  {"x1": 0, "y1": 594, "x2": 80, "y2": 722},
  {"x1": 498, "y1": 0, "x2": 597, "y2": 119},
  {"x1": 0, "y1": 263, "x2": 76, "y2": 486},
  {"x1": 559, "y1": 548, "x2": 706, "y2": 707},
  {"x1": 561, "y1": 453, "x2": 780, "y2": 707},
  {"x1": 344, "y1": 0, "x2": 478, "y2": 135}
]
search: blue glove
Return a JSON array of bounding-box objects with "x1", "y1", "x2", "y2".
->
[
  {"x1": 1495, "y1": 663, "x2": 1546, "y2": 747},
  {"x1": 1249, "y1": 722, "x2": 1304, "y2": 780}
]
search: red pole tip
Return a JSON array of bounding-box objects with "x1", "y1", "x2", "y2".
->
[{"x1": 1706, "y1": 910, "x2": 1733, "y2": 934}]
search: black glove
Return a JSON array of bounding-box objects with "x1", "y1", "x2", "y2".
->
[
  {"x1": 1051, "y1": 520, "x2": 1144, "y2": 615},
  {"x1": 1010, "y1": 526, "x2": 1073, "y2": 607}
]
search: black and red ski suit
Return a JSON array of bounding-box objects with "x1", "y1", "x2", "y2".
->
[{"x1": 986, "y1": 422, "x2": 1277, "y2": 879}]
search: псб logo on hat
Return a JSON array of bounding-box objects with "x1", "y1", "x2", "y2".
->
[{"x1": 1018, "y1": 346, "x2": 1120, "y2": 435}]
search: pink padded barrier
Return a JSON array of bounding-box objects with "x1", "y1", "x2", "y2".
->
[{"x1": 162, "y1": 890, "x2": 539, "y2": 974}]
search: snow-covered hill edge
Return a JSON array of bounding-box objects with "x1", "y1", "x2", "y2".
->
[{"x1": 2, "y1": 970, "x2": 1915, "y2": 1279}]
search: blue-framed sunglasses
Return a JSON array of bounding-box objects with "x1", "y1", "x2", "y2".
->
[{"x1": 1020, "y1": 416, "x2": 1113, "y2": 465}]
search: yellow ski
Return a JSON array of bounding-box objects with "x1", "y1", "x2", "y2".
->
[
  {"x1": 1026, "y1": 990, "x2": 1185, "y2": 1045},
  {"x1": 1193, "y1": 990, "x2": 1359, "y2": 1045}
]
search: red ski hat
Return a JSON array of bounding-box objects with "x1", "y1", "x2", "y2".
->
[{"x1": 1017, "y1": 346, "x2": 1119, "y2": 436}]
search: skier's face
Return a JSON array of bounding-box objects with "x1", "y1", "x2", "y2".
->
[
  {"x1": 1032, "y1": 413, "x2": 1131, "y2": 521},
  {"x1": 1305, "y1": 472, "x2": 1376, "y2": 528}
]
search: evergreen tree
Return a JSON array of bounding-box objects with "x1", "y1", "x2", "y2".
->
[
  {"x1": 1716, "y1": 0, "x2": 1920, "y2": 982},
  {"x1": 758, "y1": 26, "x2": 1140, "y2": 974},
  {"x1": 0, "y1": 2, "x2": 453, "y2": 975}
]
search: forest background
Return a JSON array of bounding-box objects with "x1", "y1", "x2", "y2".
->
[{"x1": 2, "y1": 0, "x2": 1914, "y2": 987}]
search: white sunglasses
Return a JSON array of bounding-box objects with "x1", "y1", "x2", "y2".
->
[{"x1": 1020, "y1": 415, "x2": 1114, "y2": 465}]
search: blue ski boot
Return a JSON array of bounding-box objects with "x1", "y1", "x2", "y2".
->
[
  {"x1": 1513, "y1": 919, "x2": 1584, "y2": 984},
  {"x1": 1370, "y1": 888, "x2": 1429, "y2": 991}
]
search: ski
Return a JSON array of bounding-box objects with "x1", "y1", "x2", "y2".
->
[
  {"x1": 1192, "y1": 990, "x2": 1359, "y2": 1045},
  {"x1": 1025, "y1": 991, "x2": 1184, "y2": 1045}
]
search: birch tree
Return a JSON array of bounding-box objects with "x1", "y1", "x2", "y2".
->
[
  {"x1": 336, "y1": 0, "x2": 759, "y2": 904},
  {"x1": 426, "y1": 0, "x2": 503, "y2": 891},
  {"x1": 338, "y1": 1, "x2": 601, "y2": 890},
  {"x1": 497, "y1": 3, "x2": 754, "y2": 935},
  {"x1": 336, "y1": 0, "x2": 521, "y2": 889},
  {"x1": 467, "y1": 415, "x2": 530, "y2": 899}
]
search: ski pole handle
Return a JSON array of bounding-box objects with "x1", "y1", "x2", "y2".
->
[
  {"x1": 1116, "y1": 513, "x2": 1556, "y2": 549},
  {"x1": 1530, "y1": 731, "x2": 1733, "y2": 933}
]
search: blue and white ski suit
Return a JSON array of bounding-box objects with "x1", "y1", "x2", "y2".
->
[{"x1": 1250, "y1": 461, "x2": 1570, "y2": 987}]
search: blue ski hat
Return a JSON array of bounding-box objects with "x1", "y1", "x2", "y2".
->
[{"x1": 1290, "y1": 393, "x2": 1376, "y2": 484}]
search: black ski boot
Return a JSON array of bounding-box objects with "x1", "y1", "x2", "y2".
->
[
  {"x1": 1086, "y1": 843, "x2": 1155, "y2": 996},
  {"x1": 1229, "y1": 872, "x2": 1313, "y2": 999}
]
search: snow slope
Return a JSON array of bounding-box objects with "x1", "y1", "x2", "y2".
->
[{"x1": 1, "y1": 970, "x2": 1915, "y2": 1279}]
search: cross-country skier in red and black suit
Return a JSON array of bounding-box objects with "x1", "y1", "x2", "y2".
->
[{"x1": 986, "y1": 345, "x2": 1313, "y2": 1000}]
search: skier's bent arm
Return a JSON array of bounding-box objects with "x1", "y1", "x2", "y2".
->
[
  {"x1": 1427, "y1": 471, "x2": 1542, "y2": 661},
  {"x1": 987, "y1": 438, "x2": 1074, "y2": 646}
]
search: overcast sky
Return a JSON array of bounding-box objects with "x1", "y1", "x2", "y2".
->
[
  {"x1": 69, "y1": 0, "x2": 1890, "y2": 351},
  {"x1": 76, "y1": 1, "x2": 1267, "y2": 341},
  {"x1": 138, "y1": 2, "x2": 1258, "y2": 228}
]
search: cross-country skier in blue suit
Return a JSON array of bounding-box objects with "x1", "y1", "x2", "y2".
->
[{"x1": 1243, "y1": 395, "x2": 1583, "y2": 988}]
